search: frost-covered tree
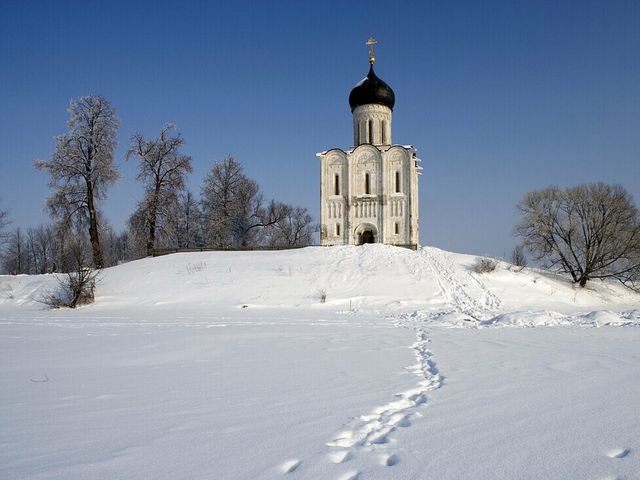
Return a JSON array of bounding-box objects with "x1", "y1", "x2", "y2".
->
[
  {"x1": 50, "y1": 223, "x2": 71, "y2": 273},
  {"x1": 176, "y1": 190, "x2": 202, "y2": 248},
  {"x1": 515, "y1": 183, "x2": 640, "y2": 289},
  {"x1": 201, "y1": 156, "x2": 245, "y2": 247},
  {"x1": 35, "y1": 95, "x2": 120, "y2": 269},
  {"x1": 127, "y1": 193, "x2": 183, "y2": 256},
  {"x1": 201, "y1": 156, "x2": 289, "y2": 247},
  {"x1": 126, "y1": 206, "x2": 150, "y2": 259},
  {"x1": 126, "y1": 124, "x2": 192, "y2": 256}
]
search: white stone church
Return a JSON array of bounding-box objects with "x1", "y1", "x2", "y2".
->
[{"x1": 317, "y1": 40, "x2": 422, "y2": 249}]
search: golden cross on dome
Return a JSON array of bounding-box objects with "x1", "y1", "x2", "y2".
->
[{"x1": 366, "y1": 37, "x2": 377, "y2": 64}]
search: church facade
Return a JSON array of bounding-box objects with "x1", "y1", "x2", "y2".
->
[{"x1": 317, "y1": 40, "x2": 422, "y2": 249}]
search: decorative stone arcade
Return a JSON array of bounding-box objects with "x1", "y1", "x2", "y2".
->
[{"x1": 317, "y1": 38, "x2": 422, "y2": 249}]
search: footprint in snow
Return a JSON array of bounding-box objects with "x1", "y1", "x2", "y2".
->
[
  {"x1": 280, "y1": 459, "x2": 301, "y2": 473},
  {"x1": 381, "y1": 453, "x2": 399, "y2": 466},
  {"x1": 389, "y1": 412, "x2": 412, "y2": 428},
  {"x1": 607, "y1": 447, "x2": 630, "y2": 459},
  {"x1": 327, "y1": 450, "x2": 352, "y2": 463}
]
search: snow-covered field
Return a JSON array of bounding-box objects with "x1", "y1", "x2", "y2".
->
[{"x1": 1, "y1": 245, "x2": 639, "y2": 479}]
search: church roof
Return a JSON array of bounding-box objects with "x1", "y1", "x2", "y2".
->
[{"x1": 348, "y1": 64, "x2": 395, "y2": 112}]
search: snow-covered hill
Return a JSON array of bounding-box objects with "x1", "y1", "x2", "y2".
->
[
  {"x1": 2, "y1": 245, "x2": 638, "y2": 324},
  {"x1": 1, "y1": 245, "x2": 639, "y2": 479}
]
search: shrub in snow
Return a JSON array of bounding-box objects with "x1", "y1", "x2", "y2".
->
[
  {"x1": 43, "y1": 268, "x2": 98, "y2": 308},
  {"x1": 318, "y1": 288, "x2": 327, "y2": 303},
  {"x1": 510, "y1": 245, "x2": 527, "y2": 270},
  {"x1": 41, "y1": 239, "x2": 98, "y2": 308},
  {"x1": 474, "y1": 257, "x2": 497, "y2": 274}
]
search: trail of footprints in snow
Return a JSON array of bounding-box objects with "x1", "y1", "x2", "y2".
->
[
  {"x1": 278, "y1": 323, "x2": 441, "y2": 477},
  {"x1": 319, "y1": 323, "x2": 442, "y2": 477},
  {"x1": 280, "y1": 316, "x2": 444, "y2": 480},
  {"x1": 421, "y1": 248, "x2": 500, "y2": 320}
]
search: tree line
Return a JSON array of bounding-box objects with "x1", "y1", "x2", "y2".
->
[
  {"x1": 1, "y1": 95, "x2": 639, "y2": 292},
  {"x1": 0, "y1": 95, "x2": 315, "y2": 274}
]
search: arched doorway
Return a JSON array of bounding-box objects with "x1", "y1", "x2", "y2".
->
[
  {"x1": 355, "y1": 223, "x2": 378, "y2": 245},
  {"x1": 361, "y1": 230, "x2": 374, "y2": 244}
]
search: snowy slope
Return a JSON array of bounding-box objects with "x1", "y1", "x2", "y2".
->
[
  {"x1": 2, "y1": 245, "x2": 637, "y2": 320},
  {"x1": 1, "y1": 245, "x2": 639, "y2": 480}
]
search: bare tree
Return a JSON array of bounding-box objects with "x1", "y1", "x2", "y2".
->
[
  {"x1": 35, "y1": 95, "x2": 120, "y2": 269},
  {"x1": 27, "y1": 225, "x2": 55, "y2": 274},
  {"x1": 0, "y1": 221, "x2": 86, "y2": 275},
  {"x1": 201, "y1": 156, "x2": 290, "y2": 248},
  {"x1": 103, "y1": 228, "x2": 131, "y2": 265},
  {"x1": 515, "y1": 183, "x2": 640, "y2": 288},
  {"x1": 2, "y1": 228, "x2": 28, "y2": 274},
  {"x1": 266, "y1": 205, "x2": 316, "y2": 247},
  {"x1": 231, "y1": 187, "x2": 290, "y2": 247},
  {"x1": 510, "y1": 245, "x2": 527, "y2": 269},
  {"x1": 126, "y1": 124, "x2": 193, "y2": 256}
]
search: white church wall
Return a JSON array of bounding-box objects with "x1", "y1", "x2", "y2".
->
[
  {"x1": 352, "y1": 104, "x2": 392, "y2": 146},
  {"x1": 318, "y1": 143, "x2": 420, "y2": 248},
  {"x1": 319, "y1": 150, "x2": 349, "y2": 246}
]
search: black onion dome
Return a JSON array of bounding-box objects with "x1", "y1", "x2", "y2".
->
[{"x1": 348, "y1": 64, "x2": 395, "y2": 112}]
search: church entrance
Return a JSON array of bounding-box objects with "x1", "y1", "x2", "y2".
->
[
  {"x1": 360, "y1": 230, "x2": 375, "y2": 244},
  {"x1": 355, "y1": 223, "x2": 378, "y2": 245}
]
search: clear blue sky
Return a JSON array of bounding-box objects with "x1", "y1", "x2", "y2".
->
[{"x1": 1, "y1": 0, "x2": 639, "y2": 257}]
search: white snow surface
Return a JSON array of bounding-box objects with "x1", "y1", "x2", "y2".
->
[{"x1": 1, "y1": 245, "x2": 639, "y2": 479}]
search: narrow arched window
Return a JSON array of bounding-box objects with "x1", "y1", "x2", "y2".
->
[
  {"x1": 394, "y1": 222, "x2": 399, "y2": 235},
  {"x1": 336, "y1": 223, "x2": 341, "y2": 236},
  {"x1": 395, "y1": 171, "x2": 401, "y2": 193},
  {"x1": 368, "y1": 120, "x2": 374, "y2": 144},
  {"x1": 382, "y1": 120, "x2": 387, "y2": 144},
  {"x1": 365, "y1": 173, "x2": 370, "y2": 195},
  {"x1": 334, "y1": 174, "x2": 340, "y2": 195}
]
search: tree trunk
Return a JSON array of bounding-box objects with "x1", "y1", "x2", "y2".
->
[
  {"x1": 146, "y1": 213, "x2": 157, "y2": 257},
  {"x1": 146, "y1": 188, "x2": 161, "y2": 257},
  {"x1": 86, "y1": 180, "x2": 104, "y2": 269}
]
